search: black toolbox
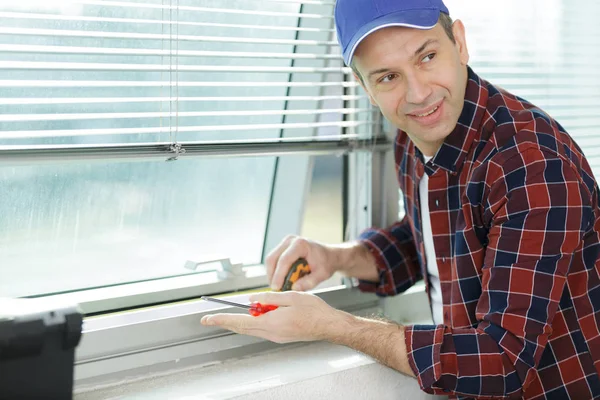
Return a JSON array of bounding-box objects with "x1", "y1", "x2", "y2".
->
[{"x1": 0, "y1": 299, "x2": 83, "y2": 400}]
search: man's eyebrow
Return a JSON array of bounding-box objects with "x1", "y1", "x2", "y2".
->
[
  {"x1": 367, "y1": 67, "x2": 392, "y2": 80},
  {"x1": 412, "y1": 39, "x2": 439, "y2": 59},
  {"x1": 366, "y1": 39, "x2": 440, "y2": 80}
]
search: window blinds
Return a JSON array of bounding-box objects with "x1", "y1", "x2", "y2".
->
[
  {"x1": 5, "y1": 1, "x2": 594, "y2": 172},
  {"x1": 0, "y1": 0, "x2": 376, "y2": 153}
]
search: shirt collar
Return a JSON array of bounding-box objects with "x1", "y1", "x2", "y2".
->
[{"x1": 416, "y1": 66, "x2": 489, "y2": 176}]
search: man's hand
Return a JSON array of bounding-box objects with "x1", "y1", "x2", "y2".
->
[
  {"x1": 266, "y1": 236, "x2": 336, "y2": 292},
  {"x1": 200, "y1": 291, "x2": 415, "y2": 377},
  {"x1": 200, "y1": 291, "x2": 349, "y2": 343},
  {"x1": 266, "y1": 235, "x2": 379, "y2": 292}
]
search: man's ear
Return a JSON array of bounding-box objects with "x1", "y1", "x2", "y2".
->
[
  {"x1": 451, "y1": 19, "x2": 470, "y2": 66},
  {"x1": 353, "y1": 72, "x2": 377, "y2": 106}
]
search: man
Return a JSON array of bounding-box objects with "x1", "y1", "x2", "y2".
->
[{"x1": 201, "y1": 0, "x2": 600, "y2": 398}]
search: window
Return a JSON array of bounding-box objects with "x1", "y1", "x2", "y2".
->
[
  {"x1": 10, "y1": 0, "x2": 595, "y2": 390},
  {"x1": 0, "y1": 0, "x2": 381, "y2": 312}
]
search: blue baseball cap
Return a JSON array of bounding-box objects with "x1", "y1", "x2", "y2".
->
[{"x1": 335, "y1": 0, "x2": 450, "y2": 65}]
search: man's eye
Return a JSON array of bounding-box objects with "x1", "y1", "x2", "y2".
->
[
  {"x1": 422, "y1": 53, "x2": 436, "y2": 63},
  {"x1": 379, "y1": 73, "x2": 397, "y2": 83}
]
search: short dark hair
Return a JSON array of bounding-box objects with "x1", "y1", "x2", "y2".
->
[
  {"x1": 438, "y1": 12, "x2": 455, "y2": 44},
  {"x1": 350, "y1": 12, "x2": 455, "y2": 84}
]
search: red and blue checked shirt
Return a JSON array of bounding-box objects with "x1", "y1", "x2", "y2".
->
[{"x1": 358, "y1": 66, "x2": 600, "y2": 399}]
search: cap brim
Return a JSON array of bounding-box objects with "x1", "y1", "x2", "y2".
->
[{"x1": 342, "y1": 9, "x2": 440, "y2": 65}]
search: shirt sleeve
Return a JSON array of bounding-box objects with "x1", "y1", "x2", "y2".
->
[
  {"x1": 404, "y1": 146, "x2": 594, "y2": 398},
  {"x1": 357, "y1": 215, "x2": 422, "y2": 296}
]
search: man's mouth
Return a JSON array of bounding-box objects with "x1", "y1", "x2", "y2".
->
[
  {"x1": 414, "y1": 105, "x2": 439, "y2": 118},
  {"x1": 407, "y1": 100, "x2": 444, "y2": 125},
  {"x1": 409, "y1": 100, "x2": 443, "y2": 118}
]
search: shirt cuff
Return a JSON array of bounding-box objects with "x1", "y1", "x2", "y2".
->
[
  {"x1": 356, "y1": 238, "x2": 391, "y2": 294},
  {"x1": 356, "y1": 226, "x2": 419, "y2": 296},
  {"x1": 405, "y1": 324, "x2": 446, "y2": 394}
]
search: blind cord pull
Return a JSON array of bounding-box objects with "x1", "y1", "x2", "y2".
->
[{"x1": 166, "y1": 142, "x2": 186, "y2": 162}]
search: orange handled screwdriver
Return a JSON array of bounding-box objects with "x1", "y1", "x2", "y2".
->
[
  {"x1": 201, "y1": 296, "x2": 278, "y2": 316},
  {"x1": 280, "y1": 258, "x2": 311, "y2": 291}
]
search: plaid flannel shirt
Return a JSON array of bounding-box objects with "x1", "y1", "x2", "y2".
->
[{"x1": 358, "y1": 66, "x2": 600, "y2": 399}]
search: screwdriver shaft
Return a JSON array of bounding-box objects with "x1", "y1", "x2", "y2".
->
[{"x1": 201, "y1": 296, "x2": 251, "y2": 309}]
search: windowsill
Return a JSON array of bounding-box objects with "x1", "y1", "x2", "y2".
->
[
  {"x1": 74, "y1": 283, "x2": 434, "y2": 399},
  {"x1": 75, "y1": 340, "x2": 442, "y2": 400}
]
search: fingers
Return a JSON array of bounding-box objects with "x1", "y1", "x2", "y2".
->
[
  {"x1": 291, "y1": 274, "x2": 321, "y2": 291},
  {"x1": 201, "y1": 313, "x2": 259, "y2": 334},
  {"x1": 249, "y1": 291, "x2": 304, "y2": 306},
  {"x1": 265, "y1": 235, "x2": 295, "y2": 284}
]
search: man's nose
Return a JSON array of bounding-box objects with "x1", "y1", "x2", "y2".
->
[{"x1": 405, "y1": 73, "x2": 432, "y2": 105}]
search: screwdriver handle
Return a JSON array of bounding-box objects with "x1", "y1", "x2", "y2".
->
[
  {"x1": 280, "y1": 258, "x2": 311, "y2": 291},
  {"x1": 249, "y1": 302, "x2": 278, "y2": 316}
]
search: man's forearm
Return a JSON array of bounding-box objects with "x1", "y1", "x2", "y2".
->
[
  {"x1": 330, "y1": 241, "x2": 379, "y2": 282},
  {"x1": 324, "y1": 310, "x2": 415, "y2": 377}
]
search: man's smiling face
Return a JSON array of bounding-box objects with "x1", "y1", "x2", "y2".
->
[{"x1": 352, "y1": 19, "x2": 470, "y2": 156}]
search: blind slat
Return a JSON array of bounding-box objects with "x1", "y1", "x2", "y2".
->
[
  {"x1": 0, "y1": 44, "x2": 342, "y2": 60},
  {"x1": 0, "y1": 95, "x2": 366, "y2": 105},
  {"x1": 0, "y1": 28, "x2": 337, "y2": 46},
  {"x1": 72, "y1": 0, "x2": 332, "y2": 19},
  {"x1": 0, "y1": 80, "x2": 359, "y2": 88},
  {"x1": 0, "y1": 12, "x2": 334, "y2": 33},
  {"x1": 0, "y1": 121, "x2": 374, "y2": 140},
  {"x1": 0, "y1": 61, "x2": 351, "y2": 74},
  {"x1": 0, "y1": 108, "x2": 373, "y2": 122}
]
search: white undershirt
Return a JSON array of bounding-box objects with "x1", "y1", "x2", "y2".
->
[{"x1": 419, "y1": 156, "x2": 443, "y2": 325}]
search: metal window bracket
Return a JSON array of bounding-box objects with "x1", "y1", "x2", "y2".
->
[{"x1": 184, "y1": 258, "x2": 246, "y2": 280}]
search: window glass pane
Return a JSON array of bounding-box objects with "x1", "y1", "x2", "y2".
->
[
  {"x1": 0, "y1": 157, "x2": 274, "y2": 297},
  {"x1": 302, "y1": 155, "x2": 343, "y2": 244},
  {"x1": 302, "y1": 154, "x2": 345, "y2": 289}
]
